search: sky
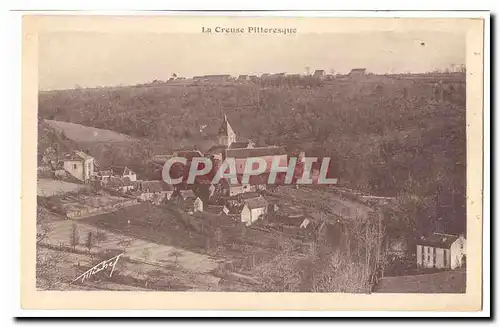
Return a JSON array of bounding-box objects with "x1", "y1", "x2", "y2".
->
[{"x1": 38, "y1": 31, "x2": 466, "y2": 90}]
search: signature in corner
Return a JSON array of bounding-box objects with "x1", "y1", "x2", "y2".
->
[{"x1": 70, "y1": 253, "x2": 123, "y2": 285}]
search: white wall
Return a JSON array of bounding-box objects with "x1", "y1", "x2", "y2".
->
[
  {"x1": 84, "y1": 158, "x2": 94, "y2": 180},
  {"x1": 450, "y1": 236, "x2": 466, "y2": 269},
  {"x1": 417, "y1": 245, "x2": 452, "y2": 269},
  {"x1": 250, "y1": 207, "x2": 267, "y2": 224},
  {"x1": 241, "y1": 206, "x2": 251, "y2": 225},
  {"x1": 63, "y1": 160, "x2": 84, "y2": 181}
]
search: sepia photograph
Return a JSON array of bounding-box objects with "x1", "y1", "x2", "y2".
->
[{"x1": 20, "y1": 14, "x2": 485, "y2": 311}]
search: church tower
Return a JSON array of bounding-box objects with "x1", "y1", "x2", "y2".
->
[{"x1": 218, "y1": 114, "x2": 236, "y2": 147}]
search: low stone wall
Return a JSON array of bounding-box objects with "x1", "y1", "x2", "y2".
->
[{"x1": 66, "y1": 199, "x2": 138, "y2": 219}]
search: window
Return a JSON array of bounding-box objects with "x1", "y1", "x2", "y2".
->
[
  {"x1": 444, "y1": 249, "x2": 448, "y2": 267},
  {"x1": 73, "y1": 164, "x2": 77, "y2": 169}
]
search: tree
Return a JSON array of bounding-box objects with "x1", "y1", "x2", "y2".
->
[
  {"x1": 69, "y1": 224, "x2": 80, "y2": 250},
  {"x1": 85, "y1": 231, "x2": 94, "y2": 253}
]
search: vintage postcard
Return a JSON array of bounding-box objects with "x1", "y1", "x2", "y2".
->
[{"x1": 21, "y1": 14, "x2": 485, "y2": 311}]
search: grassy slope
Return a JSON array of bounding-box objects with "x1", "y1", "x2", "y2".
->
[{"x1": 45, "y1": 119, "x2": 134, "y2": 143}]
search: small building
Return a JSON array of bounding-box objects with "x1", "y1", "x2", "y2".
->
[
  {"x1": 60, "y1": 151, "x2": 96, "y2": 183},
  {"x1": 241, "y1": 196, "x2": 268, "y2": 226},
  {"x1": 417, "y1": 233, "x2": 466, "y2": 270},
  {"x1": 313, "y1": 70, "x2": 326, "y2": 79},
  {"x1": 238, "y1": 75, "x2": 249, "y2": 81},
  {"x1": 348, "y1": 68, "x2": 367, "y2": 79},
  {"x1": 112, "y1": 166, "x2": 137, "y2": 182}
]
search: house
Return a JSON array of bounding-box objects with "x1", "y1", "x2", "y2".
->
[
  {"x1": 60, "y1": 151, "x2": 96, "y2": 182},
  {"x1": 241, "y1": 196, "x2": 268, "y2": 226},
  {"x1": 112, "y1": 166, "x2": 137, "y2": 182},
  {"x1": 137, "y1": 180, "x2": 174, "y2": 204},
  {"x1": 313, "y1": 70, "x2": 326, "y2": 79},
  {"x1": 348, "y1": 68, "x2": 367, "y2": 79},
  {"x1": 417, "y1": 233, "x2": 466, "y2": 270},
  {"x1": 249, "y1": 75, "x2": 258, "y2": 82},
  {"x1": 238, "y1": 75, "x2": 249, "y2": 81}
]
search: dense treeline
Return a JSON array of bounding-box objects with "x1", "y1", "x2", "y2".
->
[{"x1": 38, "y1": 75, "x2": 466, "y2": 235}]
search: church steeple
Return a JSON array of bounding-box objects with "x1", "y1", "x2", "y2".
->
[{"x1": 218, "y1": 114, "x2": 236, "y2": 147}]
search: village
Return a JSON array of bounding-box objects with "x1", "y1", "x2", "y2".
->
[{"x1": 36, "y1": 67, "x2": 467, "y2": 293}]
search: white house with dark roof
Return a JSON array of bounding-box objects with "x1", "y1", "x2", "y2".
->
[
  {"x1": 241, "y1": 196, "x2": 268, "y2": 226},
  {"x1": 416, "y1": 233, "x2": 466, "y2": 270},
  {"x1": 60, "y1": 150, "x2": 95, "y2": 182}
]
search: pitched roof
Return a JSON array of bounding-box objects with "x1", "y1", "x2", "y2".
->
[
  {"x1": 417, "y1": 233, "x2": 461, "y2": 248},
  {"x1": 62, "y1": 150, "x2": 93, "y2": 161},
  {"x1": 75, "y1": 151, "x2": 93, "y2": 160},
  {"x1": 225, "y1": 146, "x2": 287, "y2": 159},
  {"x1": 218, "y1": 114, "x2": 235, "y2": 137},
  {"x1": 244, "y1": 196, "x2": 268, "y2": 210}
]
